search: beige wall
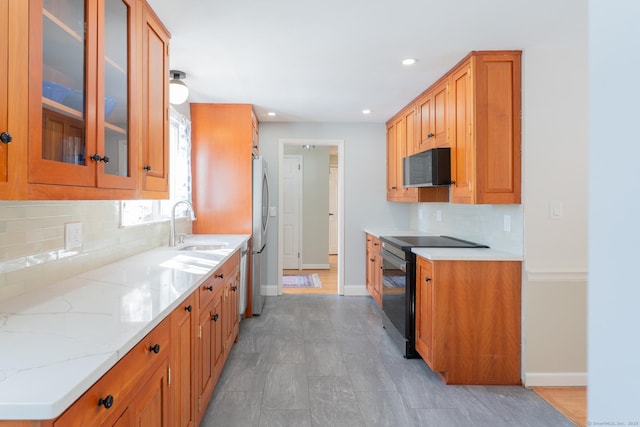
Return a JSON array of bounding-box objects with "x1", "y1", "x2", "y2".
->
[
  {"x1": 521, "y1": 41, "x2": 588, "y2": 386},
  {"x1": 0, "y1": 201, "x2": 170, "y2": 301},
  {"x1": 410, "y1": 40, "x2": 589, "y2": 386}
]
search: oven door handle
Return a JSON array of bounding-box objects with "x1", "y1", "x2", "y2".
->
[{"x1": 381, "y1": 250, "x2": 407, "y2": 272}]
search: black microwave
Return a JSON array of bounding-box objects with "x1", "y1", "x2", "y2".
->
[{"x1": 403, "y1": 147, "x2": 451, "y2": 187}]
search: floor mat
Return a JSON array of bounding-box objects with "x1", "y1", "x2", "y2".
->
[{"x1": 282, "y1": 274, "x2": 322, "y2": 288}]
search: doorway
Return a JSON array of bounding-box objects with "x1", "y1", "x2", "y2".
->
[{"x1": 278, "y1": 139, "x2": 344, "y2": 295}]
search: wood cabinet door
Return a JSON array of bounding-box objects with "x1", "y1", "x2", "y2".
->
[
  {"x1": 0, "y1": 0, "x2": 28, "y2": 198},
  {"x1": 432, "y1": 80, "x2": 449, "y2": 148},
  {"x1": 211, "y1": 288, "x2": 225, "y2": 382},
  {"x1": 197, "y1": 297, "x2": 214, "y2": 417},
  {"x1": 415, "y1": 258, "x2": 434, "y2": 367},
  {"x1": 28, "y1": 0, "x2": 97, "y2": 187},
  {"x1": 95, "y1": 0, "x2": 137, "y2": 190},
  {"x1": 418, "y1": 93, "x2": 434, "y2": 152},
  {"x1": 404, "y1": 106, "x2": 417, "y2": 156},
  {"x1": 171, "y1": 294, "x2": 196, "y2": 427},
  {"x1": 473, "y1": 52, "x2": 522, "y2": 204},
  {"x1": 385, "y1": 123, "x2": 398, "y2": 200},
  {"x1": 140, "y1": 3, "x2": 169, "y2": 195},
  {"x1": 130, "y1": 360, "x2": 170, "y2": 427},
  {"x1": 0, "y1": 0, "x2": 9, "y2": 193},
  {"x1": 450, "y1": 61, "x2": 474, "y2": 204}
]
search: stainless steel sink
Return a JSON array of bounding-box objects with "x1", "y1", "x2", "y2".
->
[{"x1": 179, "y1": 244, "x2": 228, "y2": 251}]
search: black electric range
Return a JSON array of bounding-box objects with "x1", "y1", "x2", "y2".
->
[{"x1": 378, "y1": 235, "x2": 488, "y2": 358}]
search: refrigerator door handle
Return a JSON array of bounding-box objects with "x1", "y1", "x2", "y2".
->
[{"x1": 263, "y1": 168, "x2": 270, "y2": 236}]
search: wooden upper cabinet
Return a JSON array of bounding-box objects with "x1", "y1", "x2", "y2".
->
[
  {"x1": 450, "y1": 62, "x2": 473, "y2": 204},
  {"x1": 386, "y1": 107, "x2": 449, "y2": 203},
  {"x1": 191, "y1": 104, "x2": 257, "y2": 234},
  {"x1": 28, "y1": 0, "x2": 138, "y2": 194},
  {"x1": 451, "y1": 52, "x2": 522, "y2": 204},
  {"x1": 140, "y1": 2, "x2": 170, "y2": 197},
  {"x1": 417, "y1": 79, "x2": 449, "y2": 153},
  {"x1": 387, "y1": 50, "x2": 521, "y2": 205},
  {"x1": 251, "y1": 109, "x2": 259, "y2": 156},
  {"x1": 1, "y1": 0, "x2": 169, "y2": 200}
]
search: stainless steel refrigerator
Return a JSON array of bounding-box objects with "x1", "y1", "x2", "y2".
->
[{"x1": 252, "y1": 156, "x2": 270, "y2": 315}]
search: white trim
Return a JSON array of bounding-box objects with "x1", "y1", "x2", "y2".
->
[
  {"x1": 301, "y1": 263, "x2": 330, "y2": 269},
  {"x1": 343, "y1": 284, "x2": 370, "y2": 296},
  {"x1": 526, "y1": 270, "x2": 588, "y2": 282},
  {"x1": 523, "y1": 372, "x2": 588, "y2": 387},
  {"x1": 278, "y1": 139, "x2": 345, "y2": 296},
  {"x1": 262, "y1": 284, "x2": 279, "y2": 297}
]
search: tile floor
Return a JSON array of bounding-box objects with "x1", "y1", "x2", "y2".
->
[{"x1": 201, "y1": 295, "x2": 573, "y2": 427}]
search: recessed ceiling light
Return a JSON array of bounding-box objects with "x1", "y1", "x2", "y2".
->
[
  {"x1": 402, "y1": 58, "x2": 417, "y2": 66},
  {"x1": 267, "y1": 112, "x2": 276, "y2": 117},
  {"x1": 362, "y1": 109, "x2": 371, "y2": 115}
]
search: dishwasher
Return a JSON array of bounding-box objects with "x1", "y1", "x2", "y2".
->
[{"x1": 238, "y1": 241, "x2": 249, "y2": 322}]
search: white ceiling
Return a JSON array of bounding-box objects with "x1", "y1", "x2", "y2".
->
[{"x1": 146, "y1": 0, "x2": 585, "y2": 123}]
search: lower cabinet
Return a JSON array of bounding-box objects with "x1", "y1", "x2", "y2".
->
[
  {"x1": 415, "y1": 256, "x2": 522, "y2": 385},
  {"x1": 365, "y1": 233, "x2": 382, "y2": 307},
  {"x1": 195, "y1": 251, "x2": 239, "y2": 424},
  {"x1": 53, "y1": 317, "x2": 171, "y2": 427},
  {"x1": 170, "y1": 294, "x2": 196, "y2": 427},
  {"x1": 15, "y1": 250, "x2": 243, "y2": 427}
]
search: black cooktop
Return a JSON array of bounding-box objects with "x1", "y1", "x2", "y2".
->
[{"x1": 380, "y1": 235, "x2": 489, "y2": 249}]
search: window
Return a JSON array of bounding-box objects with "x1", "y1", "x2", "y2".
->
[{"x1": 120, "y1": 107, "x2": 192, "y2": 226}]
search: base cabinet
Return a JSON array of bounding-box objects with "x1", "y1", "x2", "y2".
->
[
  {"x1": 4, "y1": 250, "x2": 242, "y2": 427},
  {"x1": 365, "y1": 233, "x2": 382, "y2": 307},
  {"x1": 415, "y1": 256, "x2": 522, "y2": 384},
  {"x1": 170, "y1": 294, "x2": 196, "y2": 427},
  {"x1": 195, "y1": 251, "x2": 239, "y2": 424}
]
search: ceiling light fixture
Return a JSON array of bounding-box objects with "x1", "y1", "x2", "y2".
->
[
  {"x1": 169, "y1": 70, "x2": 189, "y2": 105},
  {"x1": 302, "y1": 144, "x2": 316, "y2": 151},
  {"x1": 402, "y1": 58, "x2": 417, "y2": 66},
  {"x1": 362, "y1": 109, "x2": 371, "y2": 115},
  {"x1": 267, "y1": 112, "x2": 276, "y2": 117}
]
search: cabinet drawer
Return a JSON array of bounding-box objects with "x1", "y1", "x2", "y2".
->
[
  {"x1": 367, "y1": 235, "x2": 381, "y2": 252},
  {"x1": 54, "y1": 318, "x2": 170, "y2": 427},
  {"x1": 198, "y1": 271, "x2": 225, "y2": 308}
]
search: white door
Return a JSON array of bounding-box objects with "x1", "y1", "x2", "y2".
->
[
  {"x1": 282, "y1": 155, "x2": 302, "y2": 269},
  {"x1": 329, "y1": 165, "x2": 338, "y2": 255}
]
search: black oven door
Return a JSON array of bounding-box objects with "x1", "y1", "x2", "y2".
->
[{"x1": 380, "y1": 248, "x2": 408, "y2": 338}]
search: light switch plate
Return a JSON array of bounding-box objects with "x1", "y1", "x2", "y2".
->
[
  {"x1": 503, "y1": 215, "x2": 511, "y2": 232},
  {"x1": 65, "y1": 222, "x2": 83, "y2": 250},
  {"x1": 549, "y1": 202, "x2": 563, "y2": 219},
  {"x1": 269, "y1": 206, "x2": 277, "y2": 217}
]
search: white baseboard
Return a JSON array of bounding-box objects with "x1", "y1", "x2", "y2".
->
[
  {"x1": 523, "y1": 372, "x2": 588, "y2": 387},
  {"x1": 301, "y1": 264, "x2": 330, "y2": 269},
  {"x1": 262, "y1": 285, "x2": 279, "y2": 296},
  {"x1": 343, "y1": 284, "x2": 369, "y2": 296}
]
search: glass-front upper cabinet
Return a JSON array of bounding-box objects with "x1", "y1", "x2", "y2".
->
[
  {"x1": 98, "y1": 0, "x2": 136, "y2": 189},
  {"x1": 29, "y1": 0, "x2": 136, "y2": 189}
]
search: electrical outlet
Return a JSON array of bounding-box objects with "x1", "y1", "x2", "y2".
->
[
  {"x1": 65, "y1": 222, "x2": 83, "y2": 250},
  {"x1": 503, "y1": 215, "x2": 511, "y2": 232}
]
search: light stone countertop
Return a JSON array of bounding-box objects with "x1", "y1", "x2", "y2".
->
[
  {"x1": 363, "y1": 228, "x2": 522, "y2": 261},
  {"x1": 412, "y1": 247, "x2": 523, "y2": 261},
  {"x1": 0, "y1": 234, "x2": 250, "y2": 421}
]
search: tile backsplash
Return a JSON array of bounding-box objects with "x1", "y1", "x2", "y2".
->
[
  {"x1": 410, "y1": 203, "x2": 523, "y2": 254},
  {"x1": 0, "y1": 201, "x2": 169, "y2": 301}
]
